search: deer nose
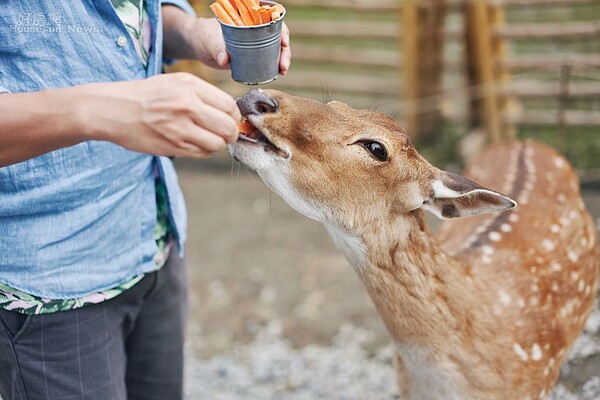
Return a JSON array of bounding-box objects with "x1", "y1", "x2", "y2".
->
[{"x1": 236, "y1": 89, "x2": 279, "y2": 116}]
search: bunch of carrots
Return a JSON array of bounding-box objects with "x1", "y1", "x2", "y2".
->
[{"x1": 209, "y1": 0, "x2": 284, "y2": 26}]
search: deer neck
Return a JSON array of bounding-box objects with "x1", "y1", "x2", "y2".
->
[{"x1": 325, "y1": 209, "x2": 479, "y2": 346}]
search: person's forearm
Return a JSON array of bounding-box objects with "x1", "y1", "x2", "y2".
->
[
  {"x1": 162, "y1": 5, "x2": 199, "y2": 60},
  {"x1": 162, "y1": 6, "x2": 227, "y2": 68},
  {"x1": 0, "y1": 74, "x2": 240, "y2": 167},
  {"x1": 0, "y1": 88, "x2": 93, "y2": 167}
]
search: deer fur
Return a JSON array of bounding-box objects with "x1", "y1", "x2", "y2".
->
[{"x1": 230, "y1": 89, "x2": 600, "y2": 400}]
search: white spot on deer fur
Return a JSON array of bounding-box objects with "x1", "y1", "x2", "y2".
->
[
  {"x1": 518, "y1": 195, "x2": 529, "y2": 205},
  {"x1": 568, "y1": 251, "x2": 579, "y2": 263},
  {"x1": 571, "y1": 271, "x2": 579, "y2": 281},
  {"x1": 482, "y1": 255, "x2": 492, "y2": 264},
  {"x1": 530, "y1": 266, "x2": 537, "y2": 273},
  {"x1": 558, "y1": 349, "x2": 566, "y2": 358},
  {"x1": 554, "y1": 157, "x2": 566, "y2": 169},
  {"x1": 531, "y1": 343, "x2": 543, "y2": 361},
  {"x1": 499, "y1": 291, "x2": 511, "y2": 306},
  {"x1": 489, "y1": 231, "x2": 502, "y2": 242},
  {"x1": 500, "y1": 223, "x2": 512, "y2": 233},
  {"x1": 538, "y1": 389, "x2": 546, "y2": 399},
  {"x1": 585, "y1": 285, "x2": 592, "y2": 296},
  {"x1": 543, "y1": 367, "x2": 549, "y2": 376},
  {"x1": 531, "y1": 284, "x2": 539, "y2": 293},
  {"x1": 559, "y1": 216, "x2": 570, "y2": 226},
  {"x1": 535, "y1": 257, "x2": 544, "y2": 264},
  {"x1": 482, "y1": 245, "x2": 494, "y2": 256},
  {"x1": 518, "y1": 298, "x2": 526, "y2": 308},
  {"x1": 549, "y1": 358, "x2": 555, "y2": 367},
  {"x1": 524, "y1": 181, "x2": 535, "y2": 191},
  {"x1": 509, "y1": 213, "x2": 519, "y2": 223},
  {"x1": 552, "y1": 283, "x2": 559, "y2": 292},
  {"x1": 557, "y1": 193, "x2": 566, "y2": 203},
  {"x1": 550, "y1": 224, "x2": 561, "y2": 233},
  {"x1": 578, "y1": 279, "x2": 585, "y2": 292},
  {"x1": 476, "y1": 224, "x2": 490, "y2": 234},
  {"x1": 551, "y1": 262, "x2": 562, "y2": 272},
  {"x1": 530, "y1": 296, "x2": 540, "y2": 307},
  {"x1": 542, "y1": 239, "x2": 555, "y2": 252},
  {"x1": 513, "y1": 343, "x2": 528, "y2": 361}
]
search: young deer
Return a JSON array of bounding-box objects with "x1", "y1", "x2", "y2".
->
[{"x1": 230, "y1": 89, "x2": 599, "y2": 400}]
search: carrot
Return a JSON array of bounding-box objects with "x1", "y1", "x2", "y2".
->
[
  {"x1": 210, "y1": 0, "x2": 285, "y2": 26},
  {"x1": 241, "y1": 0, "x2": 261, "y2": 25},
  {"x1": 272, "y1": 4, "x2": 285, "y2": 15},
  {"x1": 231, "y1": 0, "x2": 256, "y2": 26},
  {"x1": 209, "y1": 3, "x2": 235, "y2": 25},
  {"x1": 238, "y1": 120, "x2": 255, "y2": 134},
  {"x1": 257, "y1": 7, "x2": 271, "y2": 24},
  {"x1": 217, "y1": 0, "x2": 244, "y2": 26},
  {"x1": 228, "y1": 0, "x2": 238, "y2": 12}
]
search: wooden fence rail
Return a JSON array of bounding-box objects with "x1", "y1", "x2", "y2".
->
[{"x1": 182, "y1": 0, "x2": 600, "y2": 142}]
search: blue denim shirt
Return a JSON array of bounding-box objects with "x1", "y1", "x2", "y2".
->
[{"x1": 0, "y1": 0, "x2": 195, "y2": 298}]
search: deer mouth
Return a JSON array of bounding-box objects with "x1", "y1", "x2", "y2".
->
[{"x1": 237, "y1": 117, "x2": 289, "y2": 159}]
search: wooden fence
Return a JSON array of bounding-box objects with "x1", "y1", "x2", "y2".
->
[{"x1": 173, "y1": 0, "x2": 599, "y2": 172}]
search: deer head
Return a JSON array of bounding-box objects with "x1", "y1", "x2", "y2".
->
[{"x1": 231, "y1": 89, "x2": 515, "y2": 231}]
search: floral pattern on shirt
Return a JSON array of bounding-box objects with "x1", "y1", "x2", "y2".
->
[
  {"x1": 0, "y1": 177, "x2": 174, "y2": 315},
  {"x1": 111, "y1": 0, "x2": 152, "y2": 66}
]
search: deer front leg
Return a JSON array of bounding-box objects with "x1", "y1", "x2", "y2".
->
[{"x1": 393, "y1": 347, "x2": 410, "y2": 399}]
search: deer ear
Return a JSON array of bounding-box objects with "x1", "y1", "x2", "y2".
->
[{"x1": 421, "y1": 171, "x2": 517, "y2": 220}]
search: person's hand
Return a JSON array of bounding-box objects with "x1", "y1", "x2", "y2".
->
[
  {"x1": 166, "y1": 13, "x2": 291, "y2": 75},
  {"x1": 86, "y1": 73, "x2": 242, "y2": 158},
  {"x1": 187, "y1": 17, "x2": 291, "y2": 76}
]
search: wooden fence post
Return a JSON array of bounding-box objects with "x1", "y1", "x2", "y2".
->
[
  {"x1": 402, "y1": 0, "x2": 420, "y2": 138},
  {"x1": 464, "y1": 0, "x2": 515, "y2": 143},
  {"x1": 401, "y1": 0, "x2": 445, "y2": 140}
]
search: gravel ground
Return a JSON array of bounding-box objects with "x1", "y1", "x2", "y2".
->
[{"x1": 184, "y1": 301, "x2": 600, "y2": 400}]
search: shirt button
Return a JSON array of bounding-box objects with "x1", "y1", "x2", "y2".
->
[{"x1": 116, "y1": 36, "x2": 128, "y2": 47}]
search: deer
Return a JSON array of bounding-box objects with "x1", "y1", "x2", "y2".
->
[{"x1": 229, "y1": 89, "x2": 600, "y2": 400}]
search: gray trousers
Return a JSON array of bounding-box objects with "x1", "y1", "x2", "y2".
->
[{"x1": 0, "y1": 250, "x2": 188, "y2": 400}]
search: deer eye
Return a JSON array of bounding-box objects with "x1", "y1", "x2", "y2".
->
[{"x1": 361, "y1": 141, "x2": 388, "y2": 161}]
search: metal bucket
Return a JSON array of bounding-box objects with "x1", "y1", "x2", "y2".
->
[{"x1": 217, "y1": 1, "x2": 285, "y2": 85}]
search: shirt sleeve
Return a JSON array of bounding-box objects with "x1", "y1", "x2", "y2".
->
[{"x1": 161, "y1": 0, "x2": 196, "y2": 17}]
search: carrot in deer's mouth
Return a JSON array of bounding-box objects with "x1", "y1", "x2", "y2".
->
[
  {"x1": 237, "y1": 119, "x2": 263, "y2": 142},
  {"x1": 237, "y1": 118, "x2": 289, "y2": 158}
]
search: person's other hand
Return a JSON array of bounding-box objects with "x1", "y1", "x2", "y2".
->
[
  {"x1": 186, "y1": 18, "x2": 292, "y2": 75},
  {"x1": 87, "y1": 73, "x2": 241, "y2": 158}
]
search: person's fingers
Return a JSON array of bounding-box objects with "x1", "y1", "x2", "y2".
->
[
  {"x1": 279, "y1": 23, "x2": 291, "y2": 75},
  {"x1": 217, "y1": 50, "x2": 229, "y2": 67},
  {"x1": 179, "y1": 124, "x2": 229, "y2": 154},
  {"x1": 186, "y1": 76, "x2": 241, "y2": 121},
  {"x1": 190, "y1": 103, "x2": 239, "y2": 144}
]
